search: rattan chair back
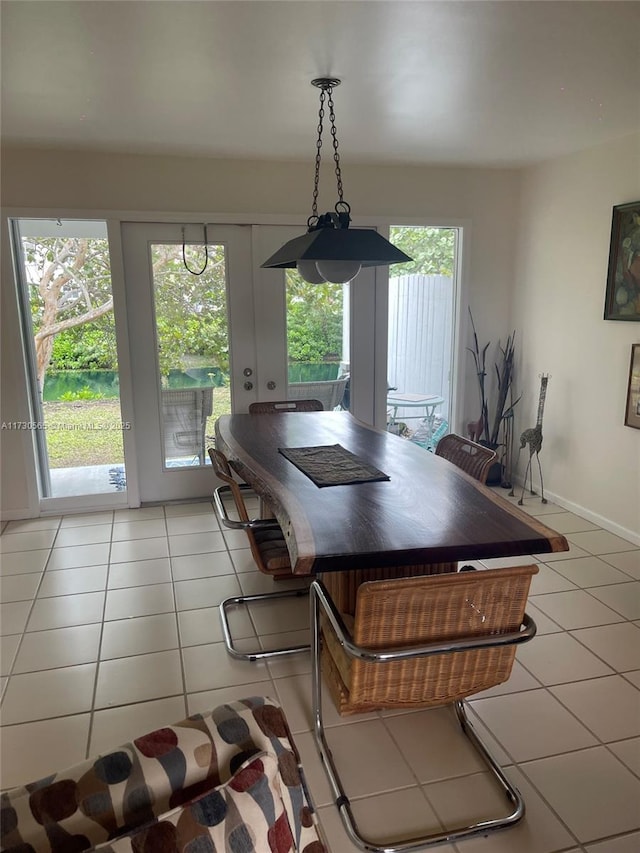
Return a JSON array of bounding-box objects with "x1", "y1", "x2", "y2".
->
[
  {"x1": 249, "y1": 399, "x2": 323, "y2": 413},
  {"x1": 321, "y1": 564, "x2": 538, "y2": 715},
  {"x1": 209, "y1": 448, "x2": 292, "y2": 578},
  {"x1": 435, "y1": 433, "x2": 497, "y2": 484}
]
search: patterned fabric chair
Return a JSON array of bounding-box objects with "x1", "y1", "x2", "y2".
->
[{"x1": 1, "y1": 697, "x2": 326, "y2": 853}]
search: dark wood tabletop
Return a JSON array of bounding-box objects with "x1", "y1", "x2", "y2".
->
[{"x1": 215, "y1": 411, "x2": 569, "y2": 575}]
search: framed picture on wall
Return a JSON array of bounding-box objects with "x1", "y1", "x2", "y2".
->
[
  {"x1": 625, "y1": 344, "x2": 640, "y2": 429},
  {"x1": 604, "y1": 201, "x2": 640, "y2": 320}
]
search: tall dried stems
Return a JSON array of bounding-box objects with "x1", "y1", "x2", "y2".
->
[{"x1": 467, "y1": 309, "x2": 520, "y2": 447}]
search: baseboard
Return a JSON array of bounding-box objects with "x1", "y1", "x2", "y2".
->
[
  {"x1": 1, "y1": 491, "x2": 129, "y2": 521},
  {"x1": 0, "y1": 509, "x2": 32, "y2": 522},
  {"x1": 509, "y1": 477, "x2": 640, "y2": 548}
]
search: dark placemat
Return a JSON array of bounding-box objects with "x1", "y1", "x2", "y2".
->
[{"x1": 278, "y1": 444, "x2": 390, "y2": 487}]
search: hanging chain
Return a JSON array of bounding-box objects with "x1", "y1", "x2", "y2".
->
[
  {"x1": 310, "y1": 88, "x2": 326, "y2": 223},
  {"x1": 309, "y1": 80, "x2": 348, "y2": 225},
  {"x1": 326, "y1": 85, "x2": 344, "y2": 205}
]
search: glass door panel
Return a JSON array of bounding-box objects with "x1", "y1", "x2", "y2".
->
[
  {"x1": 121, "y1": 223, "x2": 255, "y2": 502},
  {"x1": 285, "y1": 271, "x2": 350, "y2": 410},
  {"x1": 12, "y1": 218, "x2": 128, "y2": 499},
  {"x1": 150, "y1": 242, "x2": 230, "y2": 469}
]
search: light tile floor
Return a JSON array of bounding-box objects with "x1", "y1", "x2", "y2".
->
[{"x1": 1, "y1": 493, "x2": 639, "y2": 852}]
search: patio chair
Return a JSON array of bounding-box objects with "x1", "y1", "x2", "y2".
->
[
  {"x1": 435, "y1": 432, "x2": 497, "y2": 484},
  {"x1": 311, "y1": 564, "x2": 539, "y2": 851},
  {"x1": 287, "y1": 377, "x2": 348, "y2": 410},
  {"x1": 161, "y1": 387, "x2": 213, "y2": 465},
  {"x1": 249, "y1": 398, "x2": 323, "y2": 413},
  {"x1": 209, "y1": 447, "x2": 310, "y2": 662}
]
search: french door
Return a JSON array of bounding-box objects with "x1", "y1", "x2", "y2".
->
[
  {"x1": 122, "y1": 223, "x2": 260, "y2": 501},
  {"x1": 121, "y1": 222, "x2": 377, "y2": 503}
]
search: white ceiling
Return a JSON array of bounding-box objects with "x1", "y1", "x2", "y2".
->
[{"x1": 2, "y1": 1, "x2": 639, "y2": 168}]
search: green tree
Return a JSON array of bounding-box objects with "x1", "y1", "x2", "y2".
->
[
  {"x1": 286, "y1": 276, "x2": 343, "y2": 363},
  {"x1": 151, "y1": 244, "x2": 230, "y2": 380},
  {"x1": 25, "y1": 237, "x2": 114, "y2": 389},
  {"x1": 26, "y1": 237, "x2": 233, "y2": 390},
  {"x1": 50, "y1": 318, "x2": 118, "y2": 370},
  {"x1": 390, "y1": 226, "x2": 457, "y2": 277}
]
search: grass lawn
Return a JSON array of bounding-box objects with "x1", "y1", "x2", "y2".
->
[{"x1": 43, "y1": 389, "x2": 232, "y2": 468}]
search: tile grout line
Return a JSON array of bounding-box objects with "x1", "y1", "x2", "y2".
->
[
  {"x1": 167, "y1": 505, "x2": 189, "y2": 722},
  {"x1": 1, "y1": 537, "x2": 57, "y2": 698},
  {"x1": 84, "y1": 512, "x2": 115, "y2": 760}
]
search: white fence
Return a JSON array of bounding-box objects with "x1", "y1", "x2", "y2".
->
[{"x1": 387, "y1": 274, "x2": 453, "y2": 422}]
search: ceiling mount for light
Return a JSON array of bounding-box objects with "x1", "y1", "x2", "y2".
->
[{"x1": 261, "y1": 77, "x2": 412, "y2": 284}]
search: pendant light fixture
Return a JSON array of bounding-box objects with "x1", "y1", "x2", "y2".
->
[{"x1": 261, "y1": 78, "x2": 412, "y2": 284}]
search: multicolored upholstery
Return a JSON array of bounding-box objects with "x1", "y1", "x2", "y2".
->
[{"x1": 1, "y1": 696, "x2": 325, "y2": 853}]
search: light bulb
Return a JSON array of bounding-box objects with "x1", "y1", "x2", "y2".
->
[
  {"x1": 315, "y1": 260, "x2": 362, "y2": 283},
  {"x1": 297, "y1": 260, "x2": 327, "y2": 284}
]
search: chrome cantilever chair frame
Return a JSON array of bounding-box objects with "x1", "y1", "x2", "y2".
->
[
  {"x1": 212, "y1": 466, "x2": 310, "y2": 663},
  {"x1": 310, "y1": 579, "x2": 537, "y2": 853}
]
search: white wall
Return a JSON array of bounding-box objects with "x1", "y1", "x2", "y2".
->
[
  {"x1": 1, "y1": 146, "x2": 520, "y2": 518},
  {"x1": 512, "y1": 132, "x2": 640, "y2": 540}
]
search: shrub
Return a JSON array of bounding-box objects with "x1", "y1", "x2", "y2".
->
[
  {"x1": 59, "y1": 387, "x2": 105, "y2": 401},
  {"x1": 50, "y1": 326, "x2": 117, "y2": 370}
]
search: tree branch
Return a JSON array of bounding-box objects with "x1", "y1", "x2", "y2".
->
[{"x1": 35, "y1": 299, "x2": 114, "y2": 341}]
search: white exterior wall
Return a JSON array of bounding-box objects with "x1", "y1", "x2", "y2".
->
[{"x1": 388, "y1": 274, "x2": 453, "y2": 419}]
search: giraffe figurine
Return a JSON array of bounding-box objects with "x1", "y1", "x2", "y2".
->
[{"x1": 517, "y1": 374, "x2": 549, "y2": 505}]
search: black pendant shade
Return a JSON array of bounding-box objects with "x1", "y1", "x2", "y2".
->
[{"x1": 261, "y1": 224, "x2": 412, "y2": 269}]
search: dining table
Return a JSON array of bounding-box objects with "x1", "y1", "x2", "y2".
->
[{"x1": 214, "y1": 411, "x2": 569, "y2": 576}]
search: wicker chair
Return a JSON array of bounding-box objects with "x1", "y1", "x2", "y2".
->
[
  {"x1": 209, "y1": 448, "x2": 291, "y2": 579},
  {"x1": 311, "y1": 564, "x2": 539, "y2": 851},
  {"x1": 209, "y1": 447, "x2": 310, "y2": 662},
  {"x1": 435, "y1": 432, "x2": 497, "y2": 484},
  {"x1": 249, "y1": 398, "x2": 323, "y2": 413}
]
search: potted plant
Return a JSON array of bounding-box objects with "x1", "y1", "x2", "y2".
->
[{"x1": 467, "y1": 309, "x2": 520, "y2": 486}]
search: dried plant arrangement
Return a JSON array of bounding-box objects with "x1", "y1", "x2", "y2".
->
[{"x1": 467, "y1": 309, "x2": 520, "y2": 484}]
